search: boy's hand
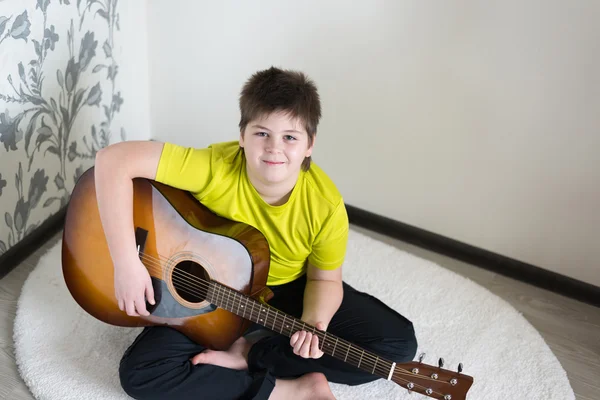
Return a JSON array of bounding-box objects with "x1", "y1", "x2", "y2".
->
[
  {"x1": 114, "y1": 257, "x2": 155, "y2": 316},
  {"x1": 290, "y1": 321, "x2": 327, "y2": 359}
]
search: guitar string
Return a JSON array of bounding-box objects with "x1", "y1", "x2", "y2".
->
[
  {"x1": 137, "y1": 251, "x2": 389, "y2": 369},
  {"x1": 138, "y1": 253, "x2": 394, "y2": 378},
  {"x1": 206, "y1": 280, "x2": 452, "y2": 400},
  {"x1": 133, "y1": 247, "x2": 406, "y2": 371},
  {"x1": 136, "y1": 252, "x2": 454, "y2": 394},
  {"x1": 137, "y1": 252, "x2": 452, "y2": 387},
  {"x1": 141, "y1": 259, "x2": 451, "y2": 397},
  {"x1": 137, "y1": 252, "x2": 392, "y2": 374},
  {"x1": 205, "y1": 271, "x2": 455, "y2": 396}
]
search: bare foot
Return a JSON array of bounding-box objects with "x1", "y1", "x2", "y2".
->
[
  {"x1": 190, "y1": 336, "x2": 251, "y2": 370},
  {"x1": 270, "y1": 372, "x2": 335, "y2": 400}
]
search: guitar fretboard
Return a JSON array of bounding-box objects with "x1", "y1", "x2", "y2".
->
[{"x1": 206, "y1": 280, "x2": 396, "y2": 380}]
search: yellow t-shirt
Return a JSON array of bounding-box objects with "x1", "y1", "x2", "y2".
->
[{"x1": 155, "y1": 141, "x2": 349, "y2": 286}]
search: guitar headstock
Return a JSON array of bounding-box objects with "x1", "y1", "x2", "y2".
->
[{"x1": 392, "y1": 353, "x2": 474, "y2": 399}]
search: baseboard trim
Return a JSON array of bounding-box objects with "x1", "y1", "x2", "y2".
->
[
  {"x1": 345, "y1": 204, "x2": 600, "y2": 308},
  {"x1": 2, "y1": 203, "x2": 598, "y2": 308},
  {"x1": 0, "y1": 206, "x2": 67, "y2": 279}
]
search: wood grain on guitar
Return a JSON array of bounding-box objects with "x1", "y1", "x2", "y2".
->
[{"x1": 61, "y1": 167, "x2": 474, "y2": 399}]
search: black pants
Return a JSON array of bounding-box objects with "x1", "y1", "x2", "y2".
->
[{"x1": 119, "y1": 275, "x2": 418, "y2": 400}]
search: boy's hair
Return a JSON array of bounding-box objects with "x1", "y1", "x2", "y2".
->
[{"x1": 238, "y1": 66, "x2": 321, "y2": 171}]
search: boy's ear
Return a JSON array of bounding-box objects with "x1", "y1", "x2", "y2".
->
[{"x1": 307, "y1": 135, "x2": 316, "y2": 156}]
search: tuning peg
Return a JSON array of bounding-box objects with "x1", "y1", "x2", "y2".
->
[
  {"x1": 418, "y1": 352, "x2": 426, "y2": 363},
  {"x1": 438, "y1": 357, "x2": 444, "y2": 368},
  {"x1": 457, "y1": 363, "x2": 463, "y2": 373}
]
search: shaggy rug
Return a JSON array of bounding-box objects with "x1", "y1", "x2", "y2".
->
[{"x1": 14, "y1": 228, "x2": 575, "y2": 400}]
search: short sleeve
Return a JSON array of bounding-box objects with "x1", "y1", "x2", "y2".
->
[
  {"x1": 155, "y1": 142, "x2": 213, "y2": 194},
  {"x1": 308, "y1": 200, "x2": 349, "y2": 270}
]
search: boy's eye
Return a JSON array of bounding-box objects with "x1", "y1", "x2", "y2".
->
[
  {"x1": 256, "y1": 132, "x2": 268, "y2": 136},
  {"x1": 284, "y1": 135, "x2": 296, "y2": 141}
]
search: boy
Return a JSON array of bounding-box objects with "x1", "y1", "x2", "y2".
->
[{"x1": 95, "y1": 67, "x2": 417, "y2": 400}]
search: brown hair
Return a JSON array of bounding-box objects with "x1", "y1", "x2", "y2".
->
[{"x1": 238, "y1": 66, "x2": 321, "y2": 171}]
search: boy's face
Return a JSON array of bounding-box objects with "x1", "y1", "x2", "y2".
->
[{"x1": 239, "y1": 111, "x2": 314, "y2": 187}]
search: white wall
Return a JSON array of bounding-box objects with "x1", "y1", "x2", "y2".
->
[
  {"x1": 113, "y1": 0, "x2": 152, "y2": 142},
  {"x1": 146, "y1": 0, "x2": 600, "y2": 287}
]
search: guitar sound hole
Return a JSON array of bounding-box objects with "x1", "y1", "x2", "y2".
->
[{"x1": 172, "y1": 260, "x2": 210, "y2": 303}]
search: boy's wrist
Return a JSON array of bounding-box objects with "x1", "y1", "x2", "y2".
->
[{"x1": 300, "y1": 314, "x2": 329, "y2": 331}]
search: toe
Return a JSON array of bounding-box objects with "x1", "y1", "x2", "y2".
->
[{"x1": 191, "y1": 351, "x2": 209, "y2": 365}]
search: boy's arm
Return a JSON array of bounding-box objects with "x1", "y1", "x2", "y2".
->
[
  {"x1": 95, "y1": 140, "x2": 165, "y2": 316},
  {"x1": 96, "y1": 141, "x2": 164, "y2": 270},
  {"x1": 301, "y1": 262, "x2": 343, "y2": 329},
  {"x1": 290, "y1": 262, "x2": 343, "y2": 359},
  {"x1": 290, "y1": 199, "x2": 348, "y2": 359}
]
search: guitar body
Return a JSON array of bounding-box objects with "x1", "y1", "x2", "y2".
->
[
  {"x1": 62, "y1": 167, "x2": 271, "y2": 350},
  {"x1": 62, "y1": 167, "x2": 475, "y2": 399}
]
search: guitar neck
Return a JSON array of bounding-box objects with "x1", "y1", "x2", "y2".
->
[{"x1": 206, "y1": 280, "x2": 398, "y2": 381}]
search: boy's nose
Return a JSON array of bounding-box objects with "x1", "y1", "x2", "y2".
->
[{"x1": 266, "y1": 138, "x2": 283, "y2": 152}]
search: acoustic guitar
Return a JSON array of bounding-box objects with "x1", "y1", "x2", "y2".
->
[{"x1": 61, "y1": 167, "x2": 474, "y2": 400}]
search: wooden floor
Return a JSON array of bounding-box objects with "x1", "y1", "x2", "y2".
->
[{"x1": 1, "y1": 226, "x2": 599, "y2": 399}]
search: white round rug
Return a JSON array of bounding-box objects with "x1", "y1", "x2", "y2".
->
[{"x1": 14, "y1": 228, "x2": 575, "y2": 400}]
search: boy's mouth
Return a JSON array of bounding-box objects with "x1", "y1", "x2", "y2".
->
[{"x1": 263, "y1": 160, "x2": 285, "y2": 166}]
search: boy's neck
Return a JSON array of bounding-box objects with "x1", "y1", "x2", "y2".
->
[
  {"x1": 261, "y1": 191, "x2": 293, "y2": 206},
  {"x1": 248, "y1": 173, "x2": 299, "y2": 206}
]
